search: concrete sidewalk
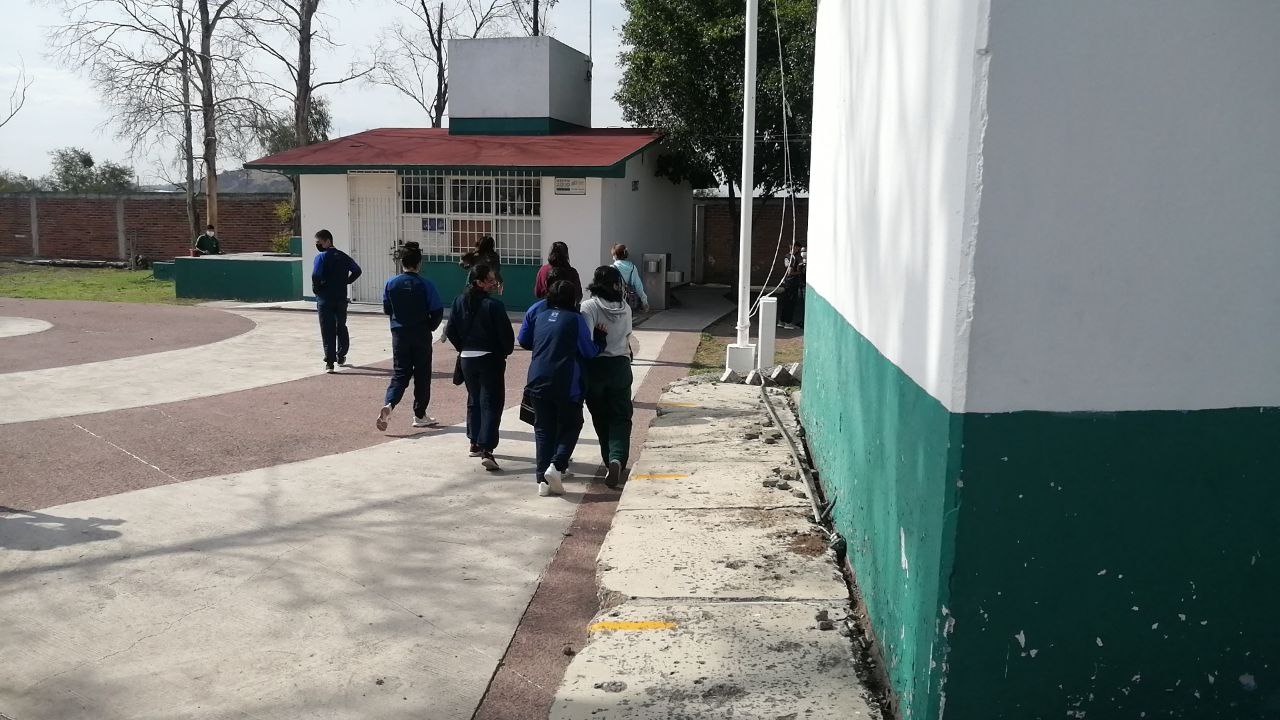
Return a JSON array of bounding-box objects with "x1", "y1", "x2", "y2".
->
[{"x1": 551, "y1": 381, "x2": 879, "y2": 718}]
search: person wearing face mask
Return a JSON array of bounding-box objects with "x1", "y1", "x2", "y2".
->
[
  {"x1": 193, "y1": 224, "x2": 221, "y2": 255},
  {"x1": 311, "y1": 228, "x2": 362, "y2": 373}
]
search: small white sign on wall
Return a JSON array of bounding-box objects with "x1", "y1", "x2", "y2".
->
[{"x1": 554, "y1": 178, "x2": 587, "y2": 195}]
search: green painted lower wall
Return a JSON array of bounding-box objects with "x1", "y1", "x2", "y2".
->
[
  {"x1": 174, "y1": 256, "x2": 302, "y2": 302},
  {"x1": 151, "y1": 262, "x2": 175, "y2": 281},
  {"x1": 419, "y1": 261, "x2": 540, "y2": 312},
  {"x1": 799, "y1": 289, "x2": 962, "y2": 720},
  {"x1": 944, "y1": 407, "x2": 1280, "y2": 719},
  {"x1": 801, "y1": 288, "x2": 1280, "y2": 720}
]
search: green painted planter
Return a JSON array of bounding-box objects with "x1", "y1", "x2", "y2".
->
[
  {"x1": 151, "y1": 262, "x2": 175, "y2": 281},
  {"x1": 175, "y1": 254, "x2": 302, "y2": 302}
]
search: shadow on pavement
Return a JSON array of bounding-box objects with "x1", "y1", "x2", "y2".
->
[{"x1": 0, "y1": 508, "x2": 125, "y2": 551}]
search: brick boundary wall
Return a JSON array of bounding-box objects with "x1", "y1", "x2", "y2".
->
[
  {"x1": 0, "y1": 192, "x2": 290, "y2": 262},
  {"x1": 699, "y1": 196, "x2": 809, "y2": 286}
]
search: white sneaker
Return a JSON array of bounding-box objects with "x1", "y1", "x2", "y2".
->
[
  {"x1": 376, "y1": 404, "x2": 393, "y2": 431},
  {"x1": 537, "y1": 481, "x2": 552, "y2": 497},
  {"x1": 412, "y1": 416, "x2": 438, "y2": 428},
  {"x1": 481, "y1": 453, "x2": 500, "y2": 471},
  {"x1": 544, "y1": 467, "x2": 565, "y2": 495}
]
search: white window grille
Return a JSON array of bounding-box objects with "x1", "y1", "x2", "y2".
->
[{"x1": 399, "y1": 169, "x2": 542, "y2": 266}]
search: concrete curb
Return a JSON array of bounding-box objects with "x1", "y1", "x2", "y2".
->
[{"x1": 552, "y1": 382, "x2": 879, "y2": 718}]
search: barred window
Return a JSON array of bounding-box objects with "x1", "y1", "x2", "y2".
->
[
  {"x1": 450, "y1": 178, "x2": 493, "y2": 215},
  {"x1": 402, "y1": 174, "x2": 444, "y2": 215},
  {"x1": 398, "y1": 169, "x2": 542, "y2": 265}
]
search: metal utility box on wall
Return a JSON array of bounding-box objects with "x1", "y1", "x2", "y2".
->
[{"x1": 642, "y1": 253, "x2": 668, "y2": 311}]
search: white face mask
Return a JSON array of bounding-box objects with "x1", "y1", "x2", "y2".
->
[{"x1": 207, "y1": 231, "x2": 215, "y2": 237}]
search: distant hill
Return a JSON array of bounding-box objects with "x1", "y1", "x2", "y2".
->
[{"x1": 141, "y1": 169, "x2": 292, "y2": 194}]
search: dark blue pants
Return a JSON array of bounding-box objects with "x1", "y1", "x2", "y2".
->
[
  {"x1": 532, "y1": 395, "x2": 584, "y2": 482},
  {"x1": 462, "y1": 354, "x2": 506, "y2": 451},
  {"x1": 385, "y1": 329, "x2": 432, "y2": 417},
  {"x1": 317, "y1": 300, "x2": 349, "y2": 363}
]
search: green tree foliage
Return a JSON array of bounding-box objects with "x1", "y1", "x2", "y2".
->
[
  {"x1": 257, "y1": 97, "x2": 332, "y2": 156},
  {"x1": 0, "y1": 170, "x2": 42, "y2": 192},
  {"x1": 615, "y1": 0, "x2": 815, "y2": 194},
  {"x1": 44, "y1": 147, "x2": 138, "y2": 192}
]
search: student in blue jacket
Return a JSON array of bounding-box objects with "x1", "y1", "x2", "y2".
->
[
  {"x1": 518, "y1": 279, "x2": 607, "y2": 497},
  {"x1": 377, "y1": 242, "x2": 445, "y2": 431},
  {"x1": 446, "y1": 264, "x2": 514, "y2": 471},
  {"x1": 311, "y1": 228, "x2": 362, "y2": 373}
]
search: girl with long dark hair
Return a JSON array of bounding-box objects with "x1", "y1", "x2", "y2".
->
[
  {"x1": 446, "y1": 264, "x2": 514, "y2": 470},
  {"x1": 460, "y1": 235, "x2": 502, "y2": 287},
  {"x1": 533, "y1": 241, "x2": 582, "y2": 299}
]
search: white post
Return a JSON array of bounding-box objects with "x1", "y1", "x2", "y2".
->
[
  {"x1": 757, "y1": 296, "x2": 777, "y2": 369},
  {"x1": 725, "y1": 0, "x2": 760, "y2": 374}
]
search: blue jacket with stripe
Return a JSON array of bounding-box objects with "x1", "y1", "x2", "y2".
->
[{"x1": 518, "y1": 305, "x2": 605, "y2": 402}]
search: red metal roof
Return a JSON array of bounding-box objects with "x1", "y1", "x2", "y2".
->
[{"x1": 244, "y1": 127, "x2": 663, "y2": 172}]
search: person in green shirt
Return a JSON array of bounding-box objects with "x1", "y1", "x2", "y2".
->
[{"x1": 194, "y1": 224, "x2": 221, "y2": 255}]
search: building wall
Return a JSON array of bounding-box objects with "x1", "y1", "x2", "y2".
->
[
  {"x1": 601, "y1": 152, "x2": 693, "y2": 285},
  {"x1": 449, "y1": 37, "x2": 591, "y2": 127},
  {"x1": 540, "y1": 175, "x2": 603, "y2": 280},
  {"x1": 0, "y1": 193, "x2": 287, "y2": 262},
  {"x1": 700, "y1": 197, "x2": 808, "y2": 286},
  {"x1": 299, "y1": 174, "x2": 351, "y2": 298},
  {"x1": 802, "y1": 2, "x2": 1280, "y2": 720}
]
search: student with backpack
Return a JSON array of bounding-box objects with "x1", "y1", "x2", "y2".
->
[{"x1": 611, "y1": 244, "x2": 649, "y2": 313}]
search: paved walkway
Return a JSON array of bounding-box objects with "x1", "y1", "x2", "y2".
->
[{"x1": 0, "y1": 287, "x2": 732, "y2": 720}]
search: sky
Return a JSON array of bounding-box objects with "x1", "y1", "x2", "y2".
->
[{"x1": 0, "y1": 0, "x2": 631, "y2": 183}]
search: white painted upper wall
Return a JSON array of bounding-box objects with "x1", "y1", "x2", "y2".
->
[
  {"x1": 449, "y1": 37, "x2": 591, "y2": 126},
  {"x1": 601, "y1": 151, "x2": 694, "y2": 281},
  {"x1": 806, "y1": 0, "x2": 989, "y2": 412},
  {"x1": 965, "y1": 1, "x2": 1280, "y2": 412},
  {"x1": 540, "y1": 176, "x2": 603, "y2": 274},
  {"x1": 299, "y1": 174, "x2": 351, "y2": 298}
]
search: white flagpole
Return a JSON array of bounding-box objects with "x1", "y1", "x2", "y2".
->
[{"x1": 726, "y1": 0, "x2": 760, "y2": 373}]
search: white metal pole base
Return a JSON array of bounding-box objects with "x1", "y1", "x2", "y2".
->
[{"x1": 726, "y1": 343, "x2": 757, "y2": 374}]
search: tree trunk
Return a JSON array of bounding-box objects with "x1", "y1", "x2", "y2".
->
[
  {"x1": 181, "y1": 29, "x2": 198, "y2": 239},
  {"x1": 532, "y1": 0, "x2": 540, "y2": 36},
  {"x1": 431, "y1": 3, "x2": 445, "y2": 128},
  {"x1": 198, "y1": 0, "x2": 218, "y2": 228},
  {"x1": 292, "y1": 0, "x2": 317, "y2": 235}
]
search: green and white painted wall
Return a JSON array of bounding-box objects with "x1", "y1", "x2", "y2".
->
[{"x1": 802, "y1": 2, "x2": 1280, "y2": 719}]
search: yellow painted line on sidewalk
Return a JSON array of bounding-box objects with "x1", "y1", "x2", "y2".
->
[
  {"x1": 658, "y1": 402, "x2": 700, "y2": 408},
  {"x1": 629, "y1": 473, "x2": 689, "y2": 480},
  {"x1": 589, "y1": 620, "x2": 678, "y2": 632}
]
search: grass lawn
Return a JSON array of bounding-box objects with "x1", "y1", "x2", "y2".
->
[
  {"x1": 0, "y1": 261, "x2": 194, "y2": 305},
  {"x1": 688, "y1": 311, "x2": 805, "y2": 375}
]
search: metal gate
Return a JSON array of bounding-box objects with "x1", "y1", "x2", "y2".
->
[{"x1": 348, "y1": 171, "x2": 400, "y2": 303}]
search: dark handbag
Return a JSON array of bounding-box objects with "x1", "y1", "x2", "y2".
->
[
  {"x1": 519, "y1": 389, "x2": 536, "y2": 425},
  {"x1": 623, "y1": 283, "x2": 642, "y2": 311},
  {"x1": 452, "y1": 355, "x2": 465, "y2": 385}
]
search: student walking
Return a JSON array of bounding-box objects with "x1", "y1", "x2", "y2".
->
[
  {"x1": 518, "y1": 280, "x2": 606, "y2": 497},
  {"x1": 610, "y1": 244, "x2": 649, "y2": 313},
  {"x1": 446, "y1": 264, "x2": 514, "y2": 471},
  {"x1": 377, "y1": 242, "x2": 445, "y2": 431},
  {"x1": 533, "y1": 241, "x2": 582, "y2": 300},
  {"x1": 580, "y1": 265, "x2": 635, "y2": 488},
  {"x1": 311, "y1": 228, "x2": 362, "y2": 372}
]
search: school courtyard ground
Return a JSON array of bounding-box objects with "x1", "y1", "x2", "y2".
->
[{"x1": 0, "y1": 287, "x2": 735, "y2": 720}]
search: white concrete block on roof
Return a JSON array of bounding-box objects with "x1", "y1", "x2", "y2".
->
[
  {"x1": 597, "y1": 507, "x2": 845, "y2": 601},
  {"x1": 448, "y1": 36, "x2": 590, "y2": 127},
  {"x1": 552, "y1": 601, "x2": 876, "y2": 720}
]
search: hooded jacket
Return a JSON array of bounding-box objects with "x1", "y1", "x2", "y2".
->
[
  {"x1": 580, "y1": 295, "x2": 633, "y2": 358},
  {"x1": 612, "y1": 259, "x2": 649, "y2": 306}
]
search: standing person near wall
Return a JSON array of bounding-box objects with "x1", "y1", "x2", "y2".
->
[
  {"x1": 460, "y1": 235, "x2": 503, "y2": 289},
  {"x1": 610, "y1": 244, "x2": 650, "y2": 313},
  {"x1": 518, "y1": 280, "x2": 607, "y2": 497},
  {"x1": 193, "y1": 224, "x2": 222, "y2": 255},
  {"x1": 377, "y1": 242, "x2": 445, "y2": 431},
  {"x1": 580, "y1": 265, "x2": 635, "y2": 489},
  {"x1": 311, "y1": 228, "x2": 362, "y2": 373},
  {"x1": 446, "y1": 264, "x2": 514, "y2": 471},
  {"x1": 533, "y1": 241, "x2": 582, "y2": 300},
  {"x1": 777, "y1": 240, "x2": 807, "y2": 330}
]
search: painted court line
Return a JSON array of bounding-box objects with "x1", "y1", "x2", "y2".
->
[{"x1": 587, "y1": 620, "x2": 678, "y2": 633}]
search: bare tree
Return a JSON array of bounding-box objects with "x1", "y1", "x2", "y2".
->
[
  {"x1": 512, "y1": 0, "x2": 559, "y2": 36},
  {"x1": 1, "y1": 60, "x2": 32, "y2": 130},
  {"x1": 373, "y1": 0, "x2": 517, "y2": 128},
  {"x1": 47, "y1": 0, "x2": 261, "y2": 235},
  {"x1": 237, "y1": 0, "x2": 374, "y2": 231}
]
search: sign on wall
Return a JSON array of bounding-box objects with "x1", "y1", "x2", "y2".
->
[{"x1": 554, "y1": 178, "x2": 586, "y2": 195}]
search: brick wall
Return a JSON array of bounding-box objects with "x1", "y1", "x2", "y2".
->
[
  {"x1": 700, "y1": 196, "x2": 808, "y2": 285},
  {"x1": 0, "y1": 193, "x2": 290, "y2": 261}
]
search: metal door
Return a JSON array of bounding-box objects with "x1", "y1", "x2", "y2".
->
[{"x1": 348, "y1": 171, "x2": 400, "y2": 303}]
